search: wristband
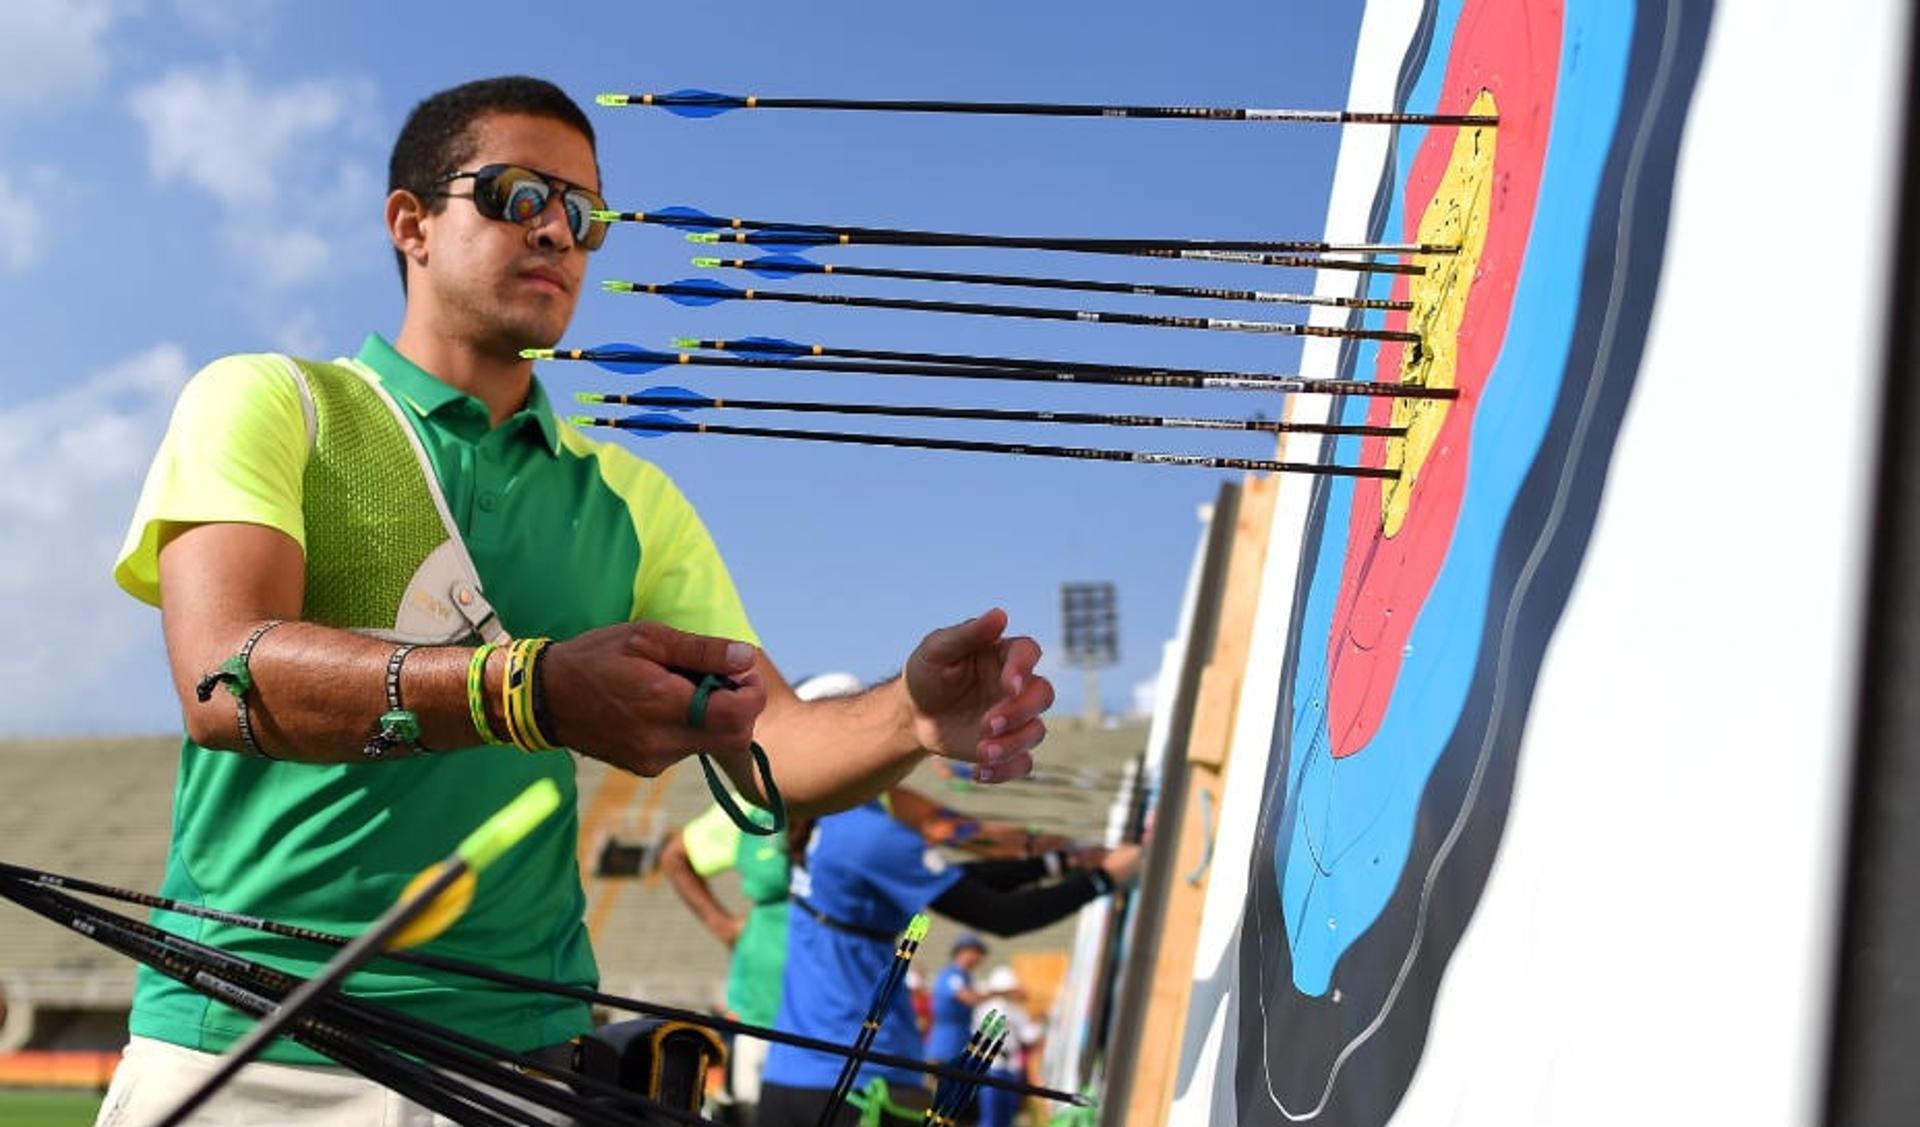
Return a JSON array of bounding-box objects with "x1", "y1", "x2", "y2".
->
[
  {"x1": 194, "y1": 619, "x2": 284, "y2": 760},
  {"x1": 467, "y1": 642, "x2": 503, "y2": 745},
  {"x1": 363, "y1": 644, "x2": 420, "y2": 759}
]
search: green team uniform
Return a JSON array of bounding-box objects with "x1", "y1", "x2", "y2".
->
[
  {"x1": 114, "y1": 334, "x2": 756, "y2": 1063},
  {"x1": 680, "y1": 802, "x2": 792, "y2": 1025}
]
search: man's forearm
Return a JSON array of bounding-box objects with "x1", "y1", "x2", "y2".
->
[
  {"x1": 734, "y1": 675, "x2": 928, "y2": 816},
  {"x1": 173, "y1": 618, "x2": 509, "y2": 764}
]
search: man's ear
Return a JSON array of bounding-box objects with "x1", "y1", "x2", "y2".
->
[{"x1": 387, "y1": 189, "x2": 431, "y2": 271}]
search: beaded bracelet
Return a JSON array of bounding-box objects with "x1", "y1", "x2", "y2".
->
[
  {"x1": 193, "y1": 619, "x2": 285, "y2": 759},
  {"x1": 362, "y1": 644, "x2": 420, "y2": 759}
]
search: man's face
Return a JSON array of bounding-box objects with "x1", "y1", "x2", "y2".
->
[
  {"x1": 956, "y1": 947, "x2": 984, "y2": 972},
  {"x1": 413, "y1": 112, "x2": 600, "y2": 355}
]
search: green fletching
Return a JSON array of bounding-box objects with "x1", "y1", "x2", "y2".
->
[
  {"x1": 568, "y1": 414, "x2": 596, "y2": 427},
  {"x1": 595, "y1": 93, "x2": 630, "y2": 106},
  {"x1": 589, "y1": 209, "x2": 621, "y2": 223},
  {"x1": 602, "y1": 280, "x2": 636, "y2": 293},
  {"x1": 520, "y1": 348, "x2": 555, "y2": 360},
  {"x1": 670, "y1": 337, "x2": 699, "y2": 349},
  {"x1": 906, "y1": 913, "x2": 931, "y2": 943},
  {"x1": 690, "y1": 257, "x2": 721, "y2": 268},
  {"x1": 573, "y1": 391, "x2": 602, "y2": 404},
  {"x1": 687, "y1": 232, "x2": 719, "y2": 244},
  {"x1": 455, "y1": 778, "x2": 561, "y2": 872}
]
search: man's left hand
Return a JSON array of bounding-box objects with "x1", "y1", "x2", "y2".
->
[{"x1": 903, "y1": 608, "x2": 1054, "y2": 784}]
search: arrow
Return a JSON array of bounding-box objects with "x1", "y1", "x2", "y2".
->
[
  {"x1": 694, "y1": 254, "x2": 1411, "y2": 312},
  {"x1": 926, "y1": 1011, "x2": 1007, "y2": 1125},
  {"x1": 527, "y1": 342, "x2": 1454, "y2": 401},
  {"x1": 817, "y1": 913, "x2": 931, "y2": 1127},
  {"x1": 151, "y1": 780, "x2": 565, "y2": 1127},
  {"x1": 580, "y1": 387, "x2": 1409, "y2": 439},
  {"x1": 591, "y1": 206, "x2": 1450, "y2": 257},
  {"x1": 596, "y1": 88, "x2": 1498, "y2": 128},
  {"x1": 571, "y1": 412, "x2": 1399, "y2": 479},
  {"x1": 606, "y1": 279, "x2": 1421, "y2": 345}
]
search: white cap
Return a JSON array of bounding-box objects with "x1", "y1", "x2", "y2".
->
[
  {"x1": 794, "y1": 671, "x2": 864, "y2": 702},
  {"x1": 984, "y1": 965, "x2": 1020, "y2": 993}
]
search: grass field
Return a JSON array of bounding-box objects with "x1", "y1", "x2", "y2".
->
[{"x1": 0, "y1": 1089, "x2": 105, "y2": 1126}]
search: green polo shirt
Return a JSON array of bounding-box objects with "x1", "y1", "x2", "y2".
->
[
  {"x1": 114, "y1": 335, "x2": 756, "y2": 1063},
  {"x1": 680, "y1": 801, "x2": 791, "y2": 1025}
]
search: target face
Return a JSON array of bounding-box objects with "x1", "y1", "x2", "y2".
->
[{"x1": 1232, "y1": 2, "x2": 1717, "y2": 1123}]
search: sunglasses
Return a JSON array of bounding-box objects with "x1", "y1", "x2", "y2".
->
[{"x1": 429, "y1": 163, "x2": 609, "y2": 250}]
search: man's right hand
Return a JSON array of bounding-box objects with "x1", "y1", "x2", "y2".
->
[{"x1": 539, "y1": 621, "x2": 765, "y2": 776}]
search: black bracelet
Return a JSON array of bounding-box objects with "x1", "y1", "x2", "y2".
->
[
  {"x1": 1088, "y1": 868, "x2": 1115, "y2": 897},
  {"x1": 363, "y1": 644, "x2": 421, "y2": 759},
  {"x1": 194, "y1": 619, "x2": 284, "y2": 760}
]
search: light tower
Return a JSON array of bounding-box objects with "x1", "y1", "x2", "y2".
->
[{"x1": 1060, "y1": 581, "x2": 1119, "y2": 727}]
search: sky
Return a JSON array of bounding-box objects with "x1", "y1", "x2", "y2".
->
[{"x1": 0, "y1": 0, "x2": 1365, "y2": 737}]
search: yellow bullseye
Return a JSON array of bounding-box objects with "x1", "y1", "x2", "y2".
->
[{"x1": 1383, "y1": 88, "x2": 1498, "y2": 537}]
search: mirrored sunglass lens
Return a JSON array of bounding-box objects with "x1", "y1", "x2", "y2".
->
[
  {"x1": 562, "y1": 191, "x2": 607, "y2": 247},
  {"x1": 500, "y1": 178, "x2": 552, "y2": 224}
]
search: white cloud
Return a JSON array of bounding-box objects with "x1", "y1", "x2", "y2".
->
[
  {"x1": 130, "y1": 63, "x2": 369, "y2": 209},
  {"x1": 127, "y1": 62, "x2": 378, "y2": 293},
  {"x1": 0, "y1": 344, "x2": 194, "y2": 734},
  {"x1": 0, "y1": 1, "x2": 120, "y2": 113},
  {"x1": 172, "y1": 0, "x2": 283, "y2": 44},
  {"x1": 0, "y1": 170, "x2": 49, "y2": 273}
]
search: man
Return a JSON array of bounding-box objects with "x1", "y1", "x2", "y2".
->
[
  {"x1": 926, "y1": 934, "x2": 1000, "y2": 1068},
  {"x1": 97, "y1": 75, "x2": 1053, "y2": 1125},
  {"x1": 756, "y1": 801, "x2": 1139, "y2": 1127}
]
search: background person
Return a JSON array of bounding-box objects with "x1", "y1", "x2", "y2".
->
[{"x1": 755, "y1": 799, "x2": 1140, "y2": 1127}]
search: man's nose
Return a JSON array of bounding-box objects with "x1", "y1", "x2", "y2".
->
[{"x1": 526, "y1": 193, "x2": 575, "y2": 251}]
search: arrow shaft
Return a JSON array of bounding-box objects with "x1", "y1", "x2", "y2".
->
[
  {"x1": 567, "y1": 346, "x2": 1453, "y2": 400},
  {"x1": 599, "y1": 392, "x2": 1406, "y2": 437},
  {"x1": 1138, "y1": 248, "x2": 1426, "y2": 275},
  {"x1": 581, "y1": 416, "x2": 1398, "y2": 479},
  {"x1": 607, "y1": 210, "x2": 1443, "y2": 256},
  {"x1": 606, "y1": 91, "x2": 1497, "y2": 127},
  {"x1": 151, "y1": 860, "x2": 474, "y2": 1127},
  {"x1": 634, "y1": 282, "x2": 1420, "y2": 344},
  {"x1": 691, "y1": 224, "x2": 1445, "y2": 256},
  {"x1": 714, "y1": 258, "x2": 1411, "y2": 312}
]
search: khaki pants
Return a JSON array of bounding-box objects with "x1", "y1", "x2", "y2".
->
[{"x1": 94, "y1": 1035, "x2": 569, "y2": 1127}]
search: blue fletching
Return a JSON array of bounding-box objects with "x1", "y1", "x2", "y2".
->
[
  {"x1": 650, "y1": 205, "x2": 722, "y2": 231},
  {"x1": 622, "y1": 411, "x2": 695, "y2": 437},
  {"x1": 660, "y1": 89, "x2": 744, "y2": 119},
  {"x1": 742, "y1": 230, "x2": 837, "y2": 248},
  {"x1": 639, "y1": 385, "x2": 709, "y2": 410},
  {"x1": 745, "y1": 254, "x2": 819, "y2": 279},
  {"x1": 727, "y1": 336, "x2": 806, "y2": 356},
  {"x1": 664, "y1": 278, "x2": 736, "y2": 307},
  {"x1": 589, "y1": 342, "x2": 671, "y2": 375}
]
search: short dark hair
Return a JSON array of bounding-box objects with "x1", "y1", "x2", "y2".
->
[{"x1": 387, "y1": 76, "x2": 598, "y2": 287}]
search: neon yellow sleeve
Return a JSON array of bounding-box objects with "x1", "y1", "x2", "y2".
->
[
  {"x1": 113, "y1": 354, "x2": 310, "y2": 607},
  {"x1": 680, "y1": 802, "x2": 744, "y2": 877},
  {"x1": 560, "y1": 428, "x2": 759, "y2": 645}
]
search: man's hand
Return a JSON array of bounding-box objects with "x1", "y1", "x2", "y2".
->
[
  {"x1": 1098, "y1": 843, "x2": 1145, "y2": 889},
  {"x1": 903, "y1": 608, "x2": 1054, "y2": 784},
  {"x1": 541, "y1": 620, "x2": 765, "y2": 776}
]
